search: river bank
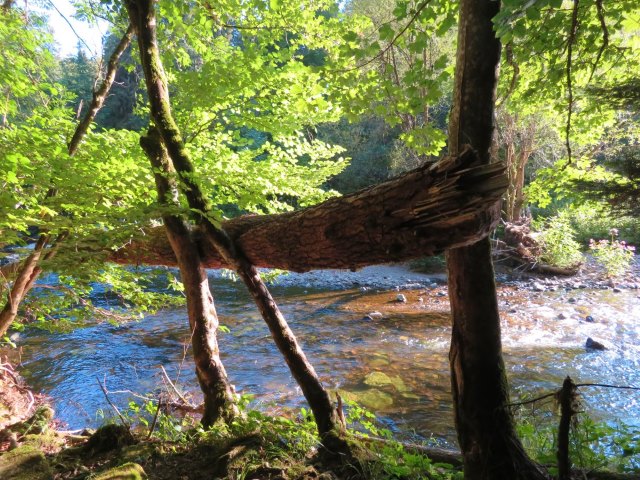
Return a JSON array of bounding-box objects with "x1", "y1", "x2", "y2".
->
[
  {"x1": 263, "y1": 255, "x2": 640, "y2": 293},
  {"x1": 1, "y1": 259, "x2": 639, "y2": 478}
]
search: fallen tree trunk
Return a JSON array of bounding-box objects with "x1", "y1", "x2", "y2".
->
[
  {"x1": 493, "y1": 220, "x2": 581, "y2": 276},
  {"x1": 110, "y1": 147, "x2": 507, "y2": 272}
]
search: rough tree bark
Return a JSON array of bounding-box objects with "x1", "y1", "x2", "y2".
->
[
  {"x1": 0, "y1": 26, "x2": 133, "y2": 338},
  {"x1": 68, "y1": 24, "x2": 134, "y2": 156},
  {"x1": 141, "y1": 129, "x2": 238, "y2": 426},
  {"x1": 0, "y1": 236, "x2": 46, "y2": 337},
  {"x1": 496, "y1": 112, "x2": 537, "y2": 222},
  {"x1": 107, "y1": 150, "x2": 507, "y2": 272},
  {"x1": 126, "y1": 0, "x2": 348, "y2": 451},
  {"x1": 445, "y1": 0, "x2": 549, "y2": 479}
]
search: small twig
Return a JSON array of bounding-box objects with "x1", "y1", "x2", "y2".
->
[
  {"x1": 575, "y1": 383, "x2": 640, "y2": 391},
  {"x1": 342, "y1": 0, "x2": 434, "y2": 73},
  {"x1": 0, "y1": 363, "x2": 19, "y2": 384},
  {"x1": 45, "y1": 0, "x2": 96, "y2": 55},
  {"x1": 497, "y1": 43, "x2": 519, "y2": 108},
  {"x1": 25, "y1": 390, "x2": 35, "y2": 414},
  {"x1": 588, "y1": 0, "x2": 609, "y2": 83},
  {"x1": 147, "y1": 397, "x2": 162, "y2": 440},
  {"x1": 506, "y1": 391, "x2": 557, "y2": 408},
  {"x1": 160, "y1": 365, "x2": 189, "y2": 404},
  {"x1": 96, "y1": 375, "x2": 129, "y2": 427}
]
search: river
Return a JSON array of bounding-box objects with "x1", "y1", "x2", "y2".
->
[{"x1": 5, "y1": 267, "x2": 640, "y2": 447}]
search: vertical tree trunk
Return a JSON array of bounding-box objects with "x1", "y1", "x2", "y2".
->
[
  {"x1": 141, "y1": 131, "x2": 238, "y2": 426},
  {"x1": 126, "y1": 0, "x2": 347, "y2": 451},
  {"x1": 446, "y1": 0, "x2": 548, "y2": 478},
  {"x1": 557, "y1": 376, "x2": 577, "y2": 480}
]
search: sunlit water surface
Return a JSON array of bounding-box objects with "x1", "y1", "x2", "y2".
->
[{"x1": 8, "y1": 277, "x2": 640, "y2": 446}]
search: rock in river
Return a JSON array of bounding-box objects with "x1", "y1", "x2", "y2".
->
[{"x1": 585, "y1": 337, "x2": 607, "y2": 351}]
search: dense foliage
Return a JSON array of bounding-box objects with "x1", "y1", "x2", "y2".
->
[{"x1": 0, "y1": 0, "x2": 639, "y2": 476}]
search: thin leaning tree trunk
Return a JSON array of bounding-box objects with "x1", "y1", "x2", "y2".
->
[
  {"x1": 0, "y1": 236, "x2": 47, "y2": 337},
  {"x1": 141, "y1": 130, "x2": 238, "y2": 426},
  {"x1": 445, "y1": 0, "x2": 548, "y2": 479},
  {"x1": 126, "y1": 0, "x2": 347, "y2": 451},
  {"x1": 0, "y1": 25, "x2": 133, "y2": 337}
]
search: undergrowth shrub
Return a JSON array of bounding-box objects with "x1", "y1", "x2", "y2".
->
[
  {"x1": 565, "y1": 204, "x2": 640, "y2": 246},
  {"x1": 515, "y1": 406, "x2": 640, "y2": 475},
  {"x1": 533, "y1": 212, "x2": 583, "y2": 268},
  {"x1": 589, "y1": 229, "x2": 636, "y2": 278},
  {"x1": 344, "y1": 400, "x2": 463, "y2": 479},
  {"x1": 119, "y1": 394, "x2": 463, "y2": 479}
]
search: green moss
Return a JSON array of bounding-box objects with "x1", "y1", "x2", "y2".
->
[
  {"x1": 0, "y1": 444, "x2": 52, "y2": 480},
  {"x1": 14, "y1": 406, "x2": 54, "y2": 436},
  {"x1": 119, "y1": 443, "x2": 156, "y2": 464},
  {"x1": 88, "y1": 462, "x2": 146, "y2": 480},
  {"x1": 22, "y1": 431, "x2": 63, "y2": 452},
  {"x1": 85, "y1": 424, "x2": 136, "y2": 454},
  {"x1": 364, "y1": 371, "x2": 409, "y2": 392}
]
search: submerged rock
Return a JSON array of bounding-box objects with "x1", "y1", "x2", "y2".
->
[
  {"x1": 585, "y1": 337, "x2": 607, "y2": 351},
  {"x1": 356, "y1": 389, "x2": 394, "y2": 410},
  {"x1": 363, "y1": 372, "x2": 408, "y2": 392},
  {"x1": 364, "y1": 371, "x2": 393, "y2": 387},
  {"x1": 396, "y1": 294, "x2": 407, "y2": 303},
  {"x1": 364, "y1": 311, "x2": 383, "y2": 320}
]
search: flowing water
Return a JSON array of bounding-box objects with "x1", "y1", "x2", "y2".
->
[{"x1": 6, "y1": 273, "x2": 640, "y2": 446}]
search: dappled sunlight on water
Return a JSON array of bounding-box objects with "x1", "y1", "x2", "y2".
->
[{"x1": 6, "y1": 275, "x2": 640, "y2": 447}]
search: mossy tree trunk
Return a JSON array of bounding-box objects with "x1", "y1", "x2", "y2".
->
[
  {"x1": 140, "y1": 130, "x2": 238, "y2": 426},
  {"x1": 445, "y1": 0, "x2": 549, "y2": 478},
  {"x1": 126, "y1": 0, "x2": 347, "y2": 451}
]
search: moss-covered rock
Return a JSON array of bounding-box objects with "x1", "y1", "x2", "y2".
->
[
  {"x1": 88, "y1": 462, "x2": 146, "y2": 480},
  {"x1": 85, "y1": 425, "x2": 136, "y2": 455},
  {"x1": 363, "y1": 371, "x2": 409, "y2": 392},
  {"x1": 22, "y1": 431, "x2": 63, "y2": 453},
  {"x1": 12, "y1": 406, "x2": 54, "y2": 436},
  {"x1": 357, "y1": 389, "x2": 394, "y2": 410},
  {"x1": 0, "y1": 444, "x2": 53, "y2": 480},
  {"x1": 119, "y1": 443, "x2": 156, "y2": 464}
]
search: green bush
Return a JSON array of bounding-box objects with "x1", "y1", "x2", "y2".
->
[
  {"x1": 534, "y1": 212, "x2": 584, "y2": 268},
  {"x1": 565, "y1": 204, "x2": 640, "y2": 246},
  {"x1": 589, "y1": 229, "x2": 636, "y2": 278},
  {"x1": 516, "y1": 410, "x2": 640, "y2": 474}
]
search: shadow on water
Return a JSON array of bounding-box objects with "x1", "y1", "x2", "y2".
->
[{"x1": 6, "y1": 274, "x2": 640, "y2": 447}]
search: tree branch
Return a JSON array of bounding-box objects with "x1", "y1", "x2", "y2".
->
[
  {"x1": 68, "y1": 24, "x2": 134, "y2": 156},
  {"x1": 565, "y1": 0, "x2": 580, "y2": 163}
]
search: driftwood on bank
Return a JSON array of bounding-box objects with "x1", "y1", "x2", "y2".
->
[
  {"x1": 110, "y1": 147, "x2": 507, "y2": 272},
  {"x1": 493, "y1": 220, "x2": 581, "y2": 276}
]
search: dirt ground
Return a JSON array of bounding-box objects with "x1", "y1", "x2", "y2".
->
[{"x1": 0, "y1": 360, "x2": 37, "y2": 439}]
